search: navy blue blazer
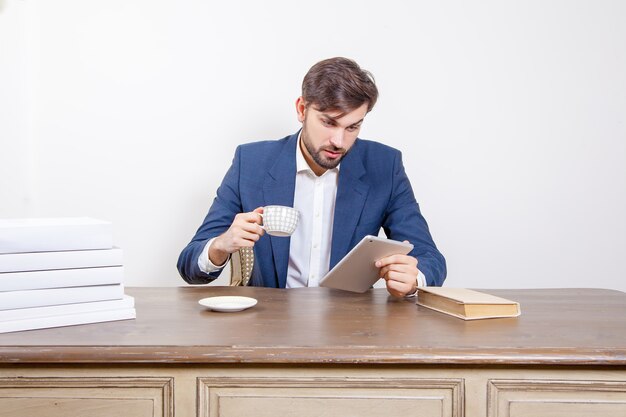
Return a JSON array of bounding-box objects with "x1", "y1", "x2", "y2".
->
[{"x1": 177, "y1": 132, "x2": 446, "y2": 287}]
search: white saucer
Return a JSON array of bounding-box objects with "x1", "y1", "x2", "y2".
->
[{"x1": 198, "y1": 296, "x2": 258, "y2": 312}]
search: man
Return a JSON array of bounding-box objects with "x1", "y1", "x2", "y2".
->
[{"x1": 178, "y1": 57, "x2": 446, "y2": 296}]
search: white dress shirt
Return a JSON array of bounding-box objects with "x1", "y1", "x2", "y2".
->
[{"x1": 286, "y1": 136, "x2": 339, "y2": 287}]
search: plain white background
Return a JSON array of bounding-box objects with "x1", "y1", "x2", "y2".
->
[{"x1": 1, "y1": 0, "x2": 625, "y2": 291}]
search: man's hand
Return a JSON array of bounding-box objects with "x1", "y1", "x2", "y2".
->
[
  {"x1": 209, "y1": 207, "x2": 265, "y2": 266},
  {"x1": 376, "y1": 245, "x2": 419, "y2": 297}
]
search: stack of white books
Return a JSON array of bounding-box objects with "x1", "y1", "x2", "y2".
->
[{"x1": 0, "y1": 218, "x2": 136, "y2": 333}]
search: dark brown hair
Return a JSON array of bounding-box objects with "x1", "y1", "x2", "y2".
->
[{"x1": 301, "y1": 57, "x2": 378, "y2": 114}]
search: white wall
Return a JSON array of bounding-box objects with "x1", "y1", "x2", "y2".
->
[{"x1": 1, "y1": 0, "x2": 625, "y2": 291}]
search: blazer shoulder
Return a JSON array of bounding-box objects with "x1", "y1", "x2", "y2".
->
[
  {"x1": 237, "y1": 136, "x2": 292, "y2": 158},
  {"x1": 354, "y1": 138, "x2": 403, "y2": 170},
  {"x1": 356, "y1": 138, "x2": 401, "y2": 156},
  {"x1": 236, "y1": 134, "x2": 295, "y2": 168},
  {"x1": 239, "y1": 136, "x2": 290, "y2": 152}
]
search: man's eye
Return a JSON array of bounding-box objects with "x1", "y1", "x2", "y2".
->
[
  {"x1": 347, "y1": 125, "x2": 360, "y2": 132},
  {"x1": 321, "y1": 119, "x2": 333, "y2": 126}
]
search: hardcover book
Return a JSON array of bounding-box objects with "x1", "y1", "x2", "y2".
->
[
  {"x1": 0, "y1": 266, "x2": 124, "y2": 292},
  {"x1": 416, "y1": 287, "x2": 521, "y2": 320},
  {"x1": 0, "y1": 295, "x2": 135, "y2": 322},
  {"x1": 0, "y1": 217, "x2": 113, "y2": 254},
  {"x1": 0, "y1": 284, "x2": 125, "y2": 311},
  {"x1": 0, "y1": 307, "x2": 136, "y2": 334},
  {"x1": 0, "y1": 247, "x2": 123, "y2": 273}
]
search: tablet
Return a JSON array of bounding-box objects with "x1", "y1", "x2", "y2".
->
[{"x1": 319, "y1": 235, "x2": 414, "y2": 293}]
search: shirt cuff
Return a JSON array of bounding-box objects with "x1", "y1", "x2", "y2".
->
[
  {"x1": 417, "y1": 270, "x2": 427, "y2": 287},
  {"x1": 197, "y1": 238, "x2": 230, "y2": 273}
]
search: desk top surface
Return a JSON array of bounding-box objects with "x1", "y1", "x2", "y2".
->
[{"x1": 0, "y1": 287, "x2": 625, "y2": 365}]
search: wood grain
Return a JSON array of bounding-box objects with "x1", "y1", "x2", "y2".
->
[{"x1": 0, "y1": 287, "x2": 624, "y2": 365}]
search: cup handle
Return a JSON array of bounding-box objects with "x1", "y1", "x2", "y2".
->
[{"x1": 257, "y1": 213, "x2": 266, "y2": 230}]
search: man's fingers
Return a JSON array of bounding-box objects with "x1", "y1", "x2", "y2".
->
[
  {"x1": 238, "y1": 221, "x2": 264, "y2": 236},
  {"x1": 235, "y1": 211, "x2": 263, "y2": 225},
  {"x1": 385, "y1": 279, "x2": 412, "y2": 298},
  {"x1": 378, "y1": 259, "x2": 418, "y2": 281},
  {"x1": 234, "y1": 228, "x2": 263, "y2": 242},
  {"x1": 252, "y1": 207, "x2": 264, "y2": 224},
  {"x1": 375, "y1": 254, "x2": 417, "y2": 268},
  {"x1": 379, "y1": 262, "x2": 413, "y2": 276},
  {"x1": 239, "y1": 238, "x2": 256, "y2": 247},
  {"x1": 378, "y1": 256, "x2": 419, "y2": 297},
  {"x1": 382, "y1": 270, "x2": 414, "y2": 284},
  {"x1": 217, "y1": 209, "x2": 270, "y2": 254}
]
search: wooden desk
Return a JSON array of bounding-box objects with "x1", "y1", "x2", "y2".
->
[{"x1": 0, "y1": 287, "x2": 625, "y2": 417}]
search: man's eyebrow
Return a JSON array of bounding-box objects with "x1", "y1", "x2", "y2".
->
[
  {"x1": 321, "y1": 113, "x2": 365, "y2": 127},
  {"x1": 320, "y1": 112, "x2": 343, "y2": 121}
]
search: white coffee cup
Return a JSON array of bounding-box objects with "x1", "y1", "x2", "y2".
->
[{"x1": 260, "y1": 205, "x2": 299, "y2": 237}]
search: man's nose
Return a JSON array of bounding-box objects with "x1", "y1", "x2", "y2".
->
[{"x1": 329, "y1": 129, "x2": 345, "y2": 148}]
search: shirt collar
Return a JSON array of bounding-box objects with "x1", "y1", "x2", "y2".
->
[{"x1": 296, "y1": 131, "x2": 340, "y2": 175}]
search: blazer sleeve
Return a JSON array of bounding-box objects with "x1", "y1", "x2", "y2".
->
[
  {"x1": 382, "y1": 151, "x2": 447, "y2": 286},
  {"x1": 177, "y1": 146, "x2": 244, "y2": 284}
]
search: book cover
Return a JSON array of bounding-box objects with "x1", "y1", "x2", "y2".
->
[
  {"x1": 0, "y1": 266, "x2": 124, "y2": 292},
  {"x1": 416, "y1": 287, "x2": 521, "y2": 320},
  {"x1": 0, "y1": 284, "x2": 125, "y2": 311},
  {"x1": 0, "y1": 307, "x2": 136, "y2": 334},
  {"x1": 0, "y1": 247, "x2": 123, "y2": 273},
  {"x1": 0, "y1": 295, "x2": 135, "y2": 322},
  {"x1": 0, "y1": 217, "x2": 113, "y2": 254}
]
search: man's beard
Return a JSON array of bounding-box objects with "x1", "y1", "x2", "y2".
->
[{"x1": 301, "y1": 127, "x2": 350, "y2": 170}]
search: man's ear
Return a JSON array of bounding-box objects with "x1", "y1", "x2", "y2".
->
[{"x1": 295, "y1": 96, "x2": 306, "y2": 123}]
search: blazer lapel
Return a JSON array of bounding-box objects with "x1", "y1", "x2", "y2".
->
[
  {"x1": 330, "y1": 142, "x2": 369, "y2": 269},
  {"x1": 263, "y1": 133, "x2": 298, "y2": 287}
]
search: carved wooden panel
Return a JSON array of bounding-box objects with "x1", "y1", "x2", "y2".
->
[
  {"x1": 198, "y1": 377, "x2": 463, "y2": 417},
  {"x1": 0, "y1": 377, "x2": 174, "y2": 417},
  {"x1": 488, "y1": 379, "x2": 626, "y2": 417}
]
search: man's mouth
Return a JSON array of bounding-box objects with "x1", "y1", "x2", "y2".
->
[{"x1": 323, "y1": 149, "x2": 344, "y2": 159}]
